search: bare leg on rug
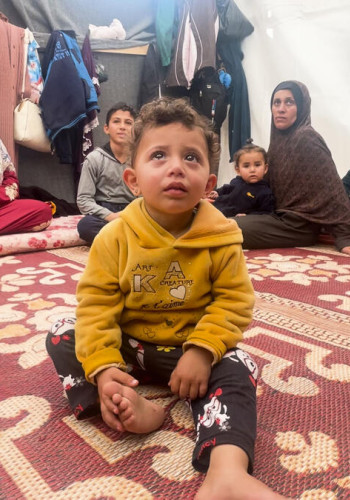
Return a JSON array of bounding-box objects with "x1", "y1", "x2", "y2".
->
[
  {"x1": 112, "y1": 383, "x2": 165, "y2": 434},
  {"x1": 195, "y1": 445, "x2": 290, "y2": 500}
]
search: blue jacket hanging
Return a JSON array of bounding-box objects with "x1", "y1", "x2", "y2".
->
[{"x1": 40, "y1": 31, "x2": 99, "y2": 142}]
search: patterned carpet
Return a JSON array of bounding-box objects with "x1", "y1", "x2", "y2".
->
[{"x1": 0, "y1": 245, "x2": 349, "y2": 499}]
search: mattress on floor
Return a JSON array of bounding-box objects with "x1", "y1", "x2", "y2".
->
[{"x1": 0, "y1": 215, "x2": 86, "y2": 256}]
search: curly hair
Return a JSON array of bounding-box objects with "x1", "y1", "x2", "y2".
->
[{"x1": 130, "y1": 97, "x2": 221, "y2": 174}]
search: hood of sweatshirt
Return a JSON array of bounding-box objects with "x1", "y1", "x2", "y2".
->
[
  {"x1": 119, "y1": 198, "x2": 243, "y2": 249},
  {"x1": 93, "y1": 146, "x2": 120, "y2": 164}
]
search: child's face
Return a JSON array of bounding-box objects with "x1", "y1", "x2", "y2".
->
[
  {"x1": 124, "y1": 122, "x2": 216, "y2": 227},
  {"x1": 104, "y1": 110, "x2": 134, "y2": 146},
  {"x1": 235, "y1": 152, "x2": 268, "y2": 183}
]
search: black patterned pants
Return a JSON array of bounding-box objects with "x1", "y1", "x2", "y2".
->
[{"x1": 46, "y1": 318, "x2": 257, "y2": 473}]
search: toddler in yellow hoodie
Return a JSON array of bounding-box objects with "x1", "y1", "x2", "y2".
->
[{"x1": 47, "y1": 98, "x2": 286, "y2": 500}]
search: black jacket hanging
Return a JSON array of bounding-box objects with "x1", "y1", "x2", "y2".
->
[
  {"x1": 216, "y1": 0, "x2": 254, "y2": 159},
  {"x1": 189, "y1": 67, "x2": 228, "y2": 135}
]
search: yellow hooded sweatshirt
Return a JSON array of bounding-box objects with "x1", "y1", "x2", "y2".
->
[{"x1": 76, "y1": 198, "x2": 255, "y2": 382}]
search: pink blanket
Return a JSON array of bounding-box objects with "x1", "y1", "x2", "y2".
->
[{"x1": 0, "y1": 215, "x2": 86, "y2": 255}]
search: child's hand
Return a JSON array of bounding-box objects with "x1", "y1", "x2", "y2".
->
[
  {"x1": 96, "y1": 367, "x2": 138, "y2": 431},
  {"x1": 205, "y1": 190, "x2": 218, "y2": 202},
  {"x1": 169, "y1": 346, "x2": 213, "y2": 400},
  {"x1": 105, "y1": 212, "x2": 121, "y2": 222}
]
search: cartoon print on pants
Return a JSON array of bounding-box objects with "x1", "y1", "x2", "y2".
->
[
  {"x1": 49, "y1": 317, "x2": 76, "y2": 345},
  {"x1": 59, "y1": 373, "x2": 85, "y2": 392},
  {"x1": 129, "y1": 338, "x2": 146, "y2": 370},
  {"x1": 223, "y1": 348, "x2": 258, "y2": 387},
  {"x1": 197, "y1": 388, "x2": 231, "y2": 438}
]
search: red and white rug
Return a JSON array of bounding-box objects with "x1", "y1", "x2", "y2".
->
[{"x1": 0, "y1": 245, "x2": 349, "y2": 499}]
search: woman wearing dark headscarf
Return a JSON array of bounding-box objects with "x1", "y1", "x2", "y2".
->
[{"x1": 234, "y1": 80, "x2": 350, "y2": 254}]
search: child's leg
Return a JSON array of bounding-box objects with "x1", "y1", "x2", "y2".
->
[
  {"x1": 197, "y1": 445, "x2": 288, "y2": 499},
  {"x1": 46, "y1": 328, "x2": 181, "y2": 424},
  {"x1": 191, "y1": 348, "x2": 287, "y2": 499},
  {"x1": 191, "y1": 348, "x2": 257, "y2": 473},
  {"x1": 110, "y1": 333, "x2": 182, "y2": 433},
  {"x1": 77, "y1": 215, "x2": 107, "y2": 246},
  {"x1": 46, "y1": 317, "x2": 99, "y2": 419}
]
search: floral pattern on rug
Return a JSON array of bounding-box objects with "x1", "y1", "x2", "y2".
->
[{"x1": 246, "y1": 250, "x2": 350, "y2": 286}]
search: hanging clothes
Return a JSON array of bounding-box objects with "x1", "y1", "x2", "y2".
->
[
  {"x1": 79, "y1": 34, "x2": 100, "y2": 172},
  {"x1": 24, "y1": 28, "x2": 44, "y2": 104},
  {"x1": 165, "y1": 0, "x2": 219, "y2": 89},
  {"x1": 40, "y1": 30, "x2": 99, "y2": 165},
  {"x1": 216, "y1": 0, "x2": 254, "y2": 159},
  {"x1": 155, "y1": 0, "x2": 177, "y2": 67},
  {"x1": 0, "y1": 16, "x2": 31, "y2": 172},
  {"x1": 139, "y1": 43, "x2": 164, "y2": 107}
]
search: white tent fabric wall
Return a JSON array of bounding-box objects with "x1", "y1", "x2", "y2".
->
[{"x1": 218, "y1": 0, "x2": 350, "y2": 186}]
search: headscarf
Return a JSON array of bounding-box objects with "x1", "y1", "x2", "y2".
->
[{"x1": 267, "y1": 80, "x2": 350, "y2": 250}]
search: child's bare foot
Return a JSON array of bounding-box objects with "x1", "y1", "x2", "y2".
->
[
  {"x1": 112, "y1": 383, "x2": 165, "y2": 434},
  {"x1": 195, "y1": 445, "x2": 289, "y2": 500}
]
